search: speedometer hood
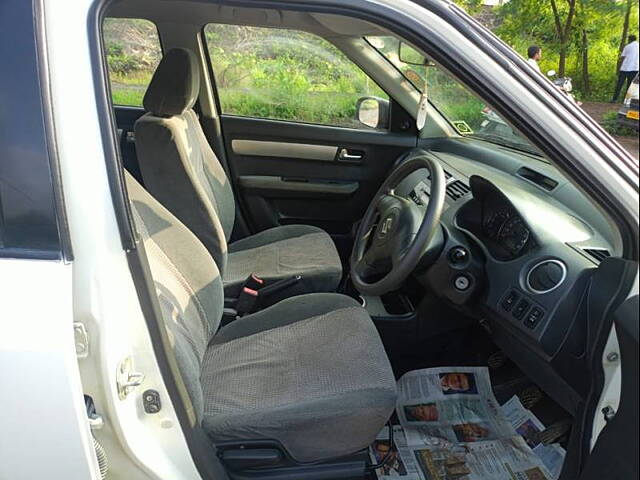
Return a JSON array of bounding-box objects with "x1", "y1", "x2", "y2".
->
[{"x1": 469, "y1": 175, "x2": 593, "y2": 244}]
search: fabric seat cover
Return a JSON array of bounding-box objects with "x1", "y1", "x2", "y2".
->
[
  {"x1": 125, "y1": 171, "x2": 397, "y2": 462},
  {"x1": 134, "y1": 48, "x2": 342, "y2": 296}
]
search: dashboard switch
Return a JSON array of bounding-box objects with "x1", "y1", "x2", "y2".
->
[
  {"x1": 525, "y1": 307, "x2": 545, "y2": 329},
  {"x1": 501, "y1": 290, "x2": 519, "y2": 312},
  {"x1": 512, "y1": 299, "x2": 530, "y2": 320},
  {"x1": 449, "y1": 247, "x2": 468, "y2": 265}
]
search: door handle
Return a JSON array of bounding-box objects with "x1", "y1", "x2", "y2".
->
[{"x1": 338, "y1": 148, "x2": 364, "y2": 163}]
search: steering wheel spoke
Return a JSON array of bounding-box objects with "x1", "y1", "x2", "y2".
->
[
  {"x1": 391, "y1": 233, "x2": 416, "y2": 268},
  {"x1": 350, "y1": 151, "x2": 446, "y2": 296},
  {"x1": 354, "y1": 245, "x2": 385, "y2": 279}
]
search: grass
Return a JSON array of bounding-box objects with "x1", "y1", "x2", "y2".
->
[
  {"x1": 219, "y1": 89, "x2": 362, "y2": 127},
  {"x1": 112, "y1": 85, "x2": 145, "y2": 106},
  {"x1": 111, "y1": 71, "x2": 153, "y2": 85},
  {"x1": 601, "y1": 111, "x2": 638, "y2": 137}
]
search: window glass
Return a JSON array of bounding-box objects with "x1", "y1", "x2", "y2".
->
[
  {"x1": 204, "y1": 24, "x2": 388, "y2": 129},
  {"x1": 104, "y1": 18, "x2": 162, "y2": 107},
  {"x1": 367, "y1": 36, "x2": 542, "y2": 157},
  {"x1": 1, "y1": 0, "x2": 63, "y2": 258}
]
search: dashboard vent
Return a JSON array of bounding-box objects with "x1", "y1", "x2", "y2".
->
[
  {"x1": 527, "y1": 259, "x2": 567, "y2": 294},
  {"x1": 582, "y1": 248, "x2": 611, "y2": 263},
  {"x1": 446, "y1": 180, "x2": 471, "y2": 201}
]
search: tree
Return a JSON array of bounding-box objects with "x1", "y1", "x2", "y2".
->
[
  {"x1": 617, "y1": 0, "x2": 634, "y2": 70},
  {"x1": 453, "y1": 0, "x2": 484, "y2": 14},
  {"x1": 549, "y1": 0, "x2": 578, "y2": 76}
]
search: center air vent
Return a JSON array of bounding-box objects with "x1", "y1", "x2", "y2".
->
[
  {"x1": 446, "y1": 180, "x2": 471, "y2": 201},
  {"x1": 526, "y1": 259, "x2": 567, "y2": 294}
]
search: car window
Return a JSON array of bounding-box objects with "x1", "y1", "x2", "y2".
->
[
  {"x1": 104, "y1": 18, "x2": 162, "y2": 107},
  {"x1": 366, "y1": 36, "x2": 542, "y2": 157},
  {"x1": 204, "y1": 24, "x2": 389, "y2": 129}
]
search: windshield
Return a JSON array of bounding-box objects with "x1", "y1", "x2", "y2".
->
[{"x1": 366, "y1": 36, "x2": 542, "y2": 157}]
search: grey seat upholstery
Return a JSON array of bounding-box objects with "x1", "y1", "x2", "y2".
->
[
  {"x1": 134, "y1": 48, "x2": 342, "y2": 297},
  {"x1": 125, "y1": 171, "x2": 397, "y2": 463}
]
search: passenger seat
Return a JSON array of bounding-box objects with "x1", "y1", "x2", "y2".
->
[{"x1": 134, "y1": 48, "x2": 343, "y2": 300}]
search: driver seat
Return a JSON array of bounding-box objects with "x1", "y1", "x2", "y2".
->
[
  {"x1": 125, "y1": 170, "x2": 397, "y2": 463},
  {"x1": 134, "y1": 48, "x2": 343, "y2": 298}
]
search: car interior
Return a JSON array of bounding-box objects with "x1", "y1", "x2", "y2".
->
[{"x1": 100, "y1": 1, "x2": 637, "y2": 479}]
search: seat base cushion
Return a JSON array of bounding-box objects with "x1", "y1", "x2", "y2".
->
[
  {"x1": 201, "y1": 294, "x2": 397, "y2": 463},
  {"x1": 224, "y1": 225, "x2": 342, "y2": 298}
]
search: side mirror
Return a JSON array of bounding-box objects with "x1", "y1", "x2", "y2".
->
[
  {"x1": 356, "y1": 97, "x2": 390, "y2": 129},
  {"x1": 547, "y1": 70, "x2": 556, "y2": 77}
]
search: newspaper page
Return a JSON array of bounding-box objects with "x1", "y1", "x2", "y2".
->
[
  {"x1": 410, "y1": 436, "x2": 551, "y2": 480},
  {"x1": 370, "y1": 367, "x2": 554, "y2": 480},
  {"x1": 501, "y1": 396, "x2": 566, "y2": 480},
  {"x1": 369, "y1": 426, "x2": 420, "y2": 479},
  {"x1": 397, "y1": 367, "x2": 516, "y2": 444}
]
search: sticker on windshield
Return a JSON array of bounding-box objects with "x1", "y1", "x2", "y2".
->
[{"x1": 452, "y1": 120, "x2": 473, "y2": 135}]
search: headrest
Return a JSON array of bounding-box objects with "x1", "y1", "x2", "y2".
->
[{"x1": 143, "y1": 48, "x2": 200, "y2": 117}]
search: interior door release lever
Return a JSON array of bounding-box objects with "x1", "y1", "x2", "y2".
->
[{"x1": 338, "y1": 148, "x2": 364, "y2": 162}]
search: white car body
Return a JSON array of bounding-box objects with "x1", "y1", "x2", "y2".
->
[{"x1": 1, "y1": 0, "x2": 637, "y2": 479}]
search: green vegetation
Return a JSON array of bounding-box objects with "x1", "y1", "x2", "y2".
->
[
  {"x1": 103, "y1": 4, "x2": 638, "y2": 136},
  {"x1": 203, "y1": 25, "x2": 386, "y2": 127},
  {"x1": 490, "y1": 0, "x2": 639, "y2": 102},
  {"x1": 104, "y1": 18, "x2": 160, "y2": 107},
  {"x1": 601, "y1": 111, "x2": 637, "y2": 136}
]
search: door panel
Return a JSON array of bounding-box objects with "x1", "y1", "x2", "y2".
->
[
  {"x1": 231, "y1": 139, "x2": 339, "y2": 161},
  {"x1": 220, "y1": 115, "x2": 415, "y2": 242},
  {"x1": 578, "y1": 269, "x2": 638, "y2": 480}
]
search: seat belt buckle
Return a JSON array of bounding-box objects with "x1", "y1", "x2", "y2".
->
[
  {"x1": 236, "y1": 286, "x2": 259, "y2": 316},
  {"x1": 242, "y1": 273, "x2": 264, "y2": 291}
]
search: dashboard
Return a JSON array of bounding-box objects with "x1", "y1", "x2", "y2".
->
[{"x1": 396, "y1": 148, "x2": 617, "y2": 413}]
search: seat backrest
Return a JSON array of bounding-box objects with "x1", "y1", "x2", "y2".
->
[
  {"x1": 135, "y1": 48, "x2": 235, "y2": 275},
  {"x1": 125, "y1": 170, "x2": 223, "y2": 421}
]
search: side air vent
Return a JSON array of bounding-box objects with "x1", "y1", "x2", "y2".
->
[
  {"x1": 527, "y1": 259, "x2": 567, "y2": 294},
  {"x1": 446, "y1": 180, "x2": 471, "y2": 201},
  {"x1": 582, "y1": 248, "x2": 611, "y2": 263}
]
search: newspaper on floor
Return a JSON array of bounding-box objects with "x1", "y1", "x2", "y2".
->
[
  {"x1": 371, "y1": 367, "x2": 555, "y2": 480},
  {"x1": 369, "y1": 426, "x2": 420, "y2": 479},
  {"x1": 501, "y1": 396, "x2": 567, "y2": 480},
  {"x1": 397, "y1": 367, "x2": 515, "y2": 444}
]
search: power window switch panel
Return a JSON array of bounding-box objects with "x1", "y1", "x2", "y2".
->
[
  {"x1": 512, "y1": 299, "x2": 530, "y2": 320},
  {"x1": 525, "y1": 307, "x2": 545, "y2": 329},
  {"x1": 501, "y1": 291, "x2": 519, "y2": 312}
]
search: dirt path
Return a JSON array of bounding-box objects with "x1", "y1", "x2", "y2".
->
[{"x1": 582, "y1": 101, "x2": 639, "y2": 160}]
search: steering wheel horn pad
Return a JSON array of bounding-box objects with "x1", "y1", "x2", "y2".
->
[{"x1": 350, "y1": 152, "x2": 446, "y2": 296}]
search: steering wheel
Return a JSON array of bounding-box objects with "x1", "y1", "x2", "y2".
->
[{"x1": 350, "y1": 152, "x2": 446, "y2": 296}]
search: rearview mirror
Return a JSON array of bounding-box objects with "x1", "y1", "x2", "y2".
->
[
  {"x1": 398, "y1": 41, "x2": 435, "y2": 66},
  {"x1": 356, "y1": 97, "x2": 390, "y2": 129}
]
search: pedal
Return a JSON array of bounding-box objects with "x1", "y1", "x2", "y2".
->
[
  {"x1": 487, "y1": 351, "x2": 507, "y2": 369},
  {"x1": 518, "y1": 386, "x2": 543, "y2": 410},
  {"x1": 531, "y1": 418, "x2": 572, "y2": 445}
]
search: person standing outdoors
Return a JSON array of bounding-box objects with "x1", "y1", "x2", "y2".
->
[
  {"x1": 612, "y1": 35, "x2": 639, "y2": 103},
  {"x1": 527, "y1": 45, "x2": 542, "y2": 73}
]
